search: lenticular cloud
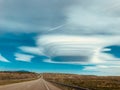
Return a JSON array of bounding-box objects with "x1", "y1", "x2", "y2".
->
[{"x1": 37, "y1": 35, "x2": 108, "y2": 64}]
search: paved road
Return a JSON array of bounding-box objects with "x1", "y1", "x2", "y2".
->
[{"x1": 0, "y1": 78, "x2": 62, "y2": 90}]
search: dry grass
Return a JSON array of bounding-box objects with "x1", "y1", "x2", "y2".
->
[
  {"x1": 43, "y1": 73, "x2": 120, "y2": 90},
  {"x1": 0, "y1": 71, "x2": 39, "y2": 85}
]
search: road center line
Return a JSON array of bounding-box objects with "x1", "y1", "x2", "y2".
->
[{"x1": 42, "y1": 79, "x2": 50, "y2": 90}]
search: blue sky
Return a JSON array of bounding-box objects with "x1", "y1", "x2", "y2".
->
[{"x1": 0, "y1": 0, "x2": 120, "y2": 76}]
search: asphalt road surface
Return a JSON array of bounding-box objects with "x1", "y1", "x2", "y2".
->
[{"x1": 0, "y1": 78, "x2": 62, "y2": 90}]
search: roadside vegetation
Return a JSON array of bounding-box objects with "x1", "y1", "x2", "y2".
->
[
  {"x1": 0, "y1": 71, "x2": 39, "y2": 85},
  {"x1": 43, "y1": 73, "x2": 120, "y2": 90}
]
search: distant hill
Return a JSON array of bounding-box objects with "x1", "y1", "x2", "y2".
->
[{"x1": 0, "y1": 70, "x2": 34, "y2": 73}]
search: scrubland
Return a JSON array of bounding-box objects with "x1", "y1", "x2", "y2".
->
[
  {"x1": 0, "y1": 71, "x2": 39, "y2": 85},
  {"x1": 43, "y1": 73, "x2": 120, "y2": 90}
]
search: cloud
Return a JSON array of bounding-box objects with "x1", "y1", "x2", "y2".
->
[
  {"x1": 1, "y1": 0, "x2": 120, "y2": 36},
  {"x1": 45, "y1": 0, "x2": 120, "y2": 35},
  {"x1": 0, "y1": 54, "x2": 10, "y2": 62},
  {"x1": 83, "y1": 52, "x2": 120, "y2": 75},
  {"x1": 1, "y1": 0, "x2": 120, "y2": 35},
  {"x1": 15, "y1": 53, "x2": 34, "y2": 62},
  {"x1": 19, "y1": 46, "x2": 44, "y2": 56},
  {"x1": 36, "y1": 34, "x2": 120, "y2": 65},
  {"x1": 0, "y1": 0, "x2": 74, "y2": 33},
  {"x1": 83, "y1": 65, "x2": 120, "y2": 76},
  {"x1": 37, "y1": 35, "x2": 104, "y2": 64},
  {"x1": 41, "y1": 44, "x2": 120, "y2": 75},
  {"x1": 43, "y1": 59, "x2": 89, "y2": 65},
  {"x1": 36, "y1": 0, "x2": 120, "y2": 66}
]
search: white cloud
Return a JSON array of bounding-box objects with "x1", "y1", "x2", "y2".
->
[
  {"x1": 83, "y1": 52, "x2": 120, "y2": 76},
  {"x1": 0, "y1": 54, "x2": 10, "y2": 62},
  {"x1": 37, "y1": 35, "x2": 104, "y2": 62},
  {"x1": 83, "y1": 65, "x2": 120, "y2": 76},
  {"x1": 36, "y1": 35, "x2": 120, "y2": 64},
  {"x1": 19, "y1": 46, "x2": 44, "y2": 56},
  {"x1": 15, "y1": 53, "x2": 34, "y2": 62},
  {"x1": 47, "y1": 0, "x2": 120, "y2": 36}
]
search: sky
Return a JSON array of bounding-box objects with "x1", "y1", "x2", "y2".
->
[{"x1": 0, "y1": 0, "x2": 120, "y2": 76}]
